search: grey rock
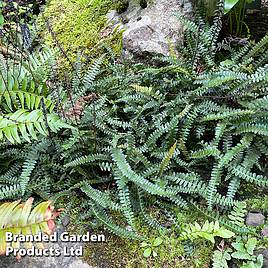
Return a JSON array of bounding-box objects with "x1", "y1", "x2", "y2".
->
[
  {"x1": 0, "y1": 243, "x2": 94, "y2": 268},
  {"x1": 107, "y1": 10, "x2": 120, "y2": 25},
  {"x1": 69, "y1": 260, "x2": 93, "y2": 268},
  {"x1": 1, "y1": 252, "x2": 94, "y2": 267},
  {"x1": 107, "y1": 0, "x2": 193, "y2": 57},
  {"x1": 246, "y1": 212, "x2": 265, "y2": 226}
]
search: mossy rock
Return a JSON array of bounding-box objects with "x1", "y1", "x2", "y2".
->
[{"x1": 38, "y1": 0, "x2": 122, "y2": 71}]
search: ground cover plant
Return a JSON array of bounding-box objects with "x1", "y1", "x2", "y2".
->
[
  {"x1": 38, "y1": 0, "x2": 122, "y2": 70},
  {"x1": 0, "y1": 0, "x2": 268, "y2": 267}
]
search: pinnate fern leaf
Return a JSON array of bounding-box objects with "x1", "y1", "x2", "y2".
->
[
  {"x1": 179, "y1": 220, "x2": 235, "y2": 244},
  {"x1": 0, "y1": 198, "x2": 61, "y2": 255},
  {"x1": 0, "y1": 110, "x2": 74, "y2": 144}
]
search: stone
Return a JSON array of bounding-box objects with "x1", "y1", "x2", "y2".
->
[
  {"x1": 69, "y1": 260, "x2": 93, "y2": 268},
  {"x1": 107, "y1": 0, "x2": 193, "y2": 58},
  {"x1": 246, "y1": 212, "x2": 265, "y2": 227},
  {"x1": 107, "y1": 10, "x2": 120, "y2": 25},
  {"x1": 0, "y1": 249, "x2": 94, "y2": 268}
]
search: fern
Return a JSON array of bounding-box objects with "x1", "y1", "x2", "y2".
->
[
  {"x1": 179, "y1": 220, "x2": 235, "y2": 243},
  {"x1": 65, "y1": 154, "x2": 109, "y2": 168},
  {"x1": 228, "y1": 202, "x2": 247, "y2": 227},
  {"x1": 20, "y1": 153, "x2": 38, "y2": 195},
  {"x1": 116, "y1": 176, "x2": 136, "y2": 228},
  {"x1": 0, "y1": 110, "x2": 73, "y2": 144},
  {"x1": 112, "y1": 148, "x2": 174, "y2": 197},
  {"x1": 212, "y1": 249, "x2": 232, "y2": 268},
  {"x1": 137, "y1": 189, "x2": 165, "y2": 231},
  {"x1": 80, "y1": 182, "x2": 120, "y2": 211},
  {"x1": 158, "y1": 141, "x2": 177, "y2": 177},
  {"x1": 0, "y1": 197, "x2": 61, "y2": 255},
  {"x1": 229, "y1": 166, "x2": 268, "y2": 187},
  {"x1": 1, "y1": 4, "x2": 268, "y2": 244},
  {"x1": 91, "y1": 204, "x2": 142, "y2": 240},
  {"x1": 0, "y1": 184, "x2": 21, "y2": 200}
]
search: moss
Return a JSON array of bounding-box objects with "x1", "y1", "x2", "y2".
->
[
  {"x1": 66, "y1": 207, "x2": 213, "y2": 267},
  {"x1": 81, "y1": 228, "x2": 212, "y2": 268},
  {"x1": 60, "y1": 196, "x2": 214, "y2": 267},
  {"x1": 38, "y1": 0, "x2": 122, "y2": 70},
  {"x1": 246, "y1": 196, "x2": 268, "y2": 212}
]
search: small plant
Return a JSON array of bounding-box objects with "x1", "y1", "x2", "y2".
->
[
  {"x1": 180, "y1": 221, "x2": 235, "y2": 244},
  {"x1": 212, "y1": 236, "x2": 265, "y2": 268},
  {"x1": 231, "y1": 236, "x2": 263, "y2": 268},
  {"x1": 213, "y1": 247, "x2": 232, "y2": 268},
  {"x1": 140, "y1": 237, "x2": 163, "y2": 258},
  {"x1": 228, "y1": 202, "x2": 247, "y2": 227}
]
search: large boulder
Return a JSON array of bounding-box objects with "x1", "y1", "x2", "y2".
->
[{"x1": 107, "y1": 0, "x2": 193, "y2": 57}]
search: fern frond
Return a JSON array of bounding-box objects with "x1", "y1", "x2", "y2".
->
[
  {"x1": 112, "y1": 148, "x2": 174, "y2": 197},
  {"x1": 65, "y1": 154, "x2": 109, "y2": 168},
  {"x1": 0, "y1": 110, "x2": 73, "y2": 143},
  {"x1": 179, "y1": 220, "x2": 235, "y2": 243},
  {"x1": 0, "y1": 198, "x2": 61, "y2": 255},
  {"x1": 91, "y1": 204, "x2": 142, "y2": 240},
  {"x1": 229, "y1": 165, "x2": 268, "y2": 187},
  {"x1": 228, "y1": 202, "x2": 247, "y2": 227}
]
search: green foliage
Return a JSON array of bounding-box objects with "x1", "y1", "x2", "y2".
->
[
  {"x1": 0, "y1": 197, "x2": 61, "y2": 256},
  {"x1": 0, "y1": 17, "x2": 75, "y2": 196},
  {"x1": 140, "y1": 237, "x2": 163, "y2": 258},
  {"x1": 228, "y1": 202, "x2": 247, "y2": 227},
  {"x1": 39, "y1": 0, "x2": 121, "y2": 69},
  {"x1": 231, "y1": 237, "x2": 263, "y2": 268},
  {"x1": 204, "y1": 0, "x2": 254, "y2": 36},
  {"x1": 224, "y1": 0, "x2": 253, "y2": 14},
  {"x1": 0, "y1": 3, "x2": 4, "y2": 26},
  {"x1": 179, "y1": 221, "x2": 235, "y2": 244},
  {"x1": 225, "y1": 0, "x2": 254, "y2": 36},
  {"x1": 115, "y1": 0, "x2": 129, "y2": 13},
  {"x1": 246, "y1": 196, "x2": 268, "y2": 212},
  {"x1": 9, "y1": 6, "x2": 267, "y2": 239},
  {"x1": 212, "y1": 235, "x2": 263, "y2": 268},
  {"x1": 212, "y1": 248, "x2": 232, "y2": 268},
  {"x1": 0, "y1": 46, "x2": 73, "y2": 144},
  {"x1": 1, "y1": 2, "x2": 268, "y2": 258},
  {"x1": 0, "y1": 109, "x2": 72, "y2": 144}
]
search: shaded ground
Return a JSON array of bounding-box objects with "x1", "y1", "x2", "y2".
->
[{"x1": 246, "y1": 7, "x2": 268, "y2": 40}]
